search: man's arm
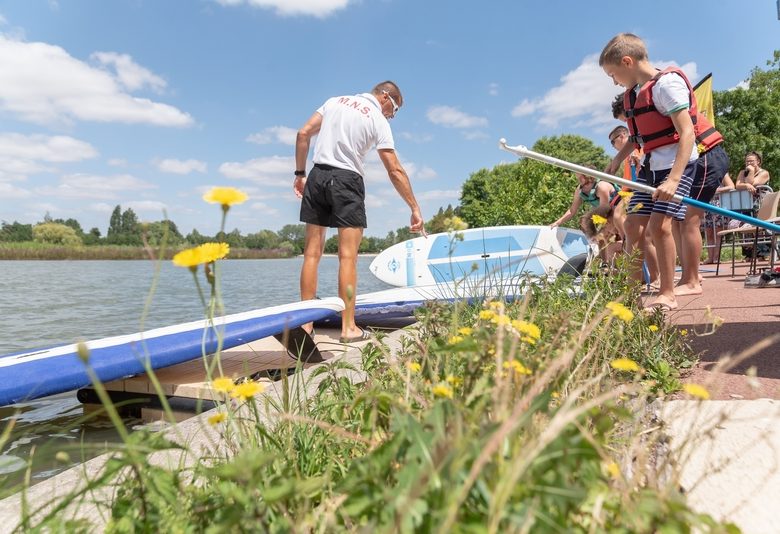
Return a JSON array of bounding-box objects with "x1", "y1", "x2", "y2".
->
[
  {"x1": 293, "y1": 112, "x2": 322, "y2": 199},
  {"x1": 653, "y1": 109, "x2": 695, "y2": 201},
  {"x1": 377, "y1": 148, "x2": 426, "y2": 235}
]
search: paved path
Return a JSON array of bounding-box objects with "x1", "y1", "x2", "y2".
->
[{"x1": 669, "y1": 262, "x2": 780, "y2": 400}]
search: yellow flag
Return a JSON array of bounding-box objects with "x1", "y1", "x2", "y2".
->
[{"x1": 693, "y1": 73, "x2": 715, "y2": 126}]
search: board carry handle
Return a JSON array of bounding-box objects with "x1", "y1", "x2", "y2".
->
[{"x1": 498, "y1": 139, "x2": 780, "y2": 235}]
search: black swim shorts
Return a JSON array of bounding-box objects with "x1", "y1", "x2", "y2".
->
[
  {"x1": 690, "y1": 144, "x2": 730, "y2": 204},
  {"x1": 299, "y1": 164, "x2": 367, "y2": 228}
]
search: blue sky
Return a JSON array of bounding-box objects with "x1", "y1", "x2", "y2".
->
[{"x1": 1, "y1": 0, "x2": 778, "y2": 238}]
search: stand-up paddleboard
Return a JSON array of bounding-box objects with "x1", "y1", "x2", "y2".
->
[
  {"x1": 314, "y1": 279, "x2": 546, "y2": 328},
  {"x1": 369, "y1": 225, "x2": 596, "y2": 287},
  {"x1": 0, "y1": 298, "x2": 344, "y2": 407}
]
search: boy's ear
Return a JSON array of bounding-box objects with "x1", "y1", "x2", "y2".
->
[{"x1": 621, "y1": 55, "x2": 634, "y2": 68}]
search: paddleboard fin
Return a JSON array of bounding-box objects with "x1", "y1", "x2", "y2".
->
[{"x1": 273, "y1": 326, "x2": 324, "y2": 363}]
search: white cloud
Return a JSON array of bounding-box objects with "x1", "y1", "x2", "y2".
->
[
  {"x1": 361, "y1": 151, "x2": 438, "y2": 185},
  {"x1": 218, "y1": 155, "x2": 293, "y2": 186},
  {"x1": 214, "y1": 0, "x2": 351, "y2": 18},
  {"x1": 154, "y1": 158, "x2": 208, "y2": 175},
  {"x1": 427, "y1": 105, "x2": 488, "y2": 129},
  {"x1": 126, "y1": 200, "x2": 168, "y2": 214},
  {"x1": 88, "y1": 202, "x2": 115, "y2": 213},
  {"x1": 247, "y1": 201, "x2": 280, "y2": 215},
  {"x1": 107, "y1": 158, "x2": 127, "y2": 167},
  {"x1": 462, "y1": 130, "x2": 489, "y2": 141},
  {"x1": 0, "y1": 181, "x2": 31, "y2": 198},
  {"x1": 0, "y1": 35, "x2": 193, "y2": 126},
  {"x1": 488, "y1": 83, "x2": 499, "y2": 96},
  {"x1": 511, "y1": 53, "x2": 699, "y2": 130},
  {"x1": 35, "y1": 173, "x2": 157, "y2": 199},
  {"x1": 0, "y1": 133, "x2": 98, "y2": 162},
  {"x1": 247, "y1": 126, "x2": 297, "y2": 146},
  {"x1": 91, "y1": 52, "x2": 167, "y2": 93}
]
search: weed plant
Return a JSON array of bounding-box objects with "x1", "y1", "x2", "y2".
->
[{"x1": 1, "y1": 193, "x2": 737, "y2": 533}]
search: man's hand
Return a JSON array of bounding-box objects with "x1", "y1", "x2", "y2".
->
[
  {"x1": 293, "y1": 176, "x2": 306, "y2": 199},
  {"x1": 410, "y1": 209, "x2": 427, "y2": 237},
  {"x1": 653, "y1": 179, "x2": 679, "y2": 202}
]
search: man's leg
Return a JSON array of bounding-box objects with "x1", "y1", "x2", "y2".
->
[
  {"x1": 675, "y1": 206, "x2": 705, "y2": 295},
  {"x1": 647, "y1": 213, "x2": 677, "y2": 309},
  {"x1": 300, "y1": 223, "x2": 327, "y2": 333},
  {"x1": 337, "y1": 226, "x2": 364, "y2": 339}
]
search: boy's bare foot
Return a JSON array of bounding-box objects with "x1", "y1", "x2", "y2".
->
[
  {"x1": 674, "y1": 283, "x2": 703, "y2": 296},
  {"x1": 643, "y1": 294, "x2": 678, "y2": 312}
]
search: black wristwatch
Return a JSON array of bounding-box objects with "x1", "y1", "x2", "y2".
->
[{"x1": 294, "y1": 170, "x2": 306, "y2": 177}]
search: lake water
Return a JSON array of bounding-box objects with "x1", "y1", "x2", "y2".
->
[{"x1": 0, "y1": 257, "x2": 392, "y2": 485}]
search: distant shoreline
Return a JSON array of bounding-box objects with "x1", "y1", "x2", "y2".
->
[{"x1": 0, "y1": 244, "x2": 295, "y2": 261}]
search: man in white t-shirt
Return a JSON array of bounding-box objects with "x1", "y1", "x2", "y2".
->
[
  {"x1": 600, "y1": 33, "x2": 698, "y2": 312},
  {"x1": 293, "y1": 81, "x2": 425, "y2": 343}
]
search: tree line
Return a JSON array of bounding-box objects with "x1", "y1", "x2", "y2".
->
[{"x1": 0, "y1": 204, "x2": 463, "y2": 256}]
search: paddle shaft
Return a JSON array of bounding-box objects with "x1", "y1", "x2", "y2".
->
[{"x1": 499, "y1": 141, "x2": 780, "y2": 234}]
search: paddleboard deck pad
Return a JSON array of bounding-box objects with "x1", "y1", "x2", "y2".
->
[
  {"x1": 0, "y1": 298, "x2": 344, "y2": 407},
  {"x1": 369, "y1": 225, "x2": 596, "y2": 287}
]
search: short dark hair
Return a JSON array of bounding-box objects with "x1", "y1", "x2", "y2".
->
[
  {"x1": 608, "y1": 125, "x2": 628, "y2": 141},
  {"x1": 599, "y1": 33, "x2": 648, "y2": 66},
  {"x1": 372, "y1": 81, "x2": 403, "y2": 105},
  {"x1": 611, "y1": 93, "x2": 625, "y2": 119},
  {"x1": 746, "y1": 151, "x2": 762, "y2": 165}
]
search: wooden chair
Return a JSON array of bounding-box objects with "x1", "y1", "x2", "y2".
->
[{"x1": 715, "y1": 191, "x2": 780, "y2": 276}]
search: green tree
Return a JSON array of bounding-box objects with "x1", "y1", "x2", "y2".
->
[
  {"x1": 185, "y1": 229, "x2": 210, "y2": 245},
  {"x1": 107, "y1": 205, "x2": 122, "y2": 241},
  {"x1": 217, "y1": 228, "x2": 245, "y2": 248},
  {"x1": 278, "y1": 224, "x2": 306, "y2": 254},
  {"x1": 143, "y1": 220, "x2": 184, "y2": 247},
  {"x1": 51, "y1": 218, "x2": 85, "y2": 237},
  {"x1": 32, "y1": 223, "x2": 83, "y2": 246},
  {"x1": 324, "y1": 234, "x2": 340, "y2": 254},
  {"x1": 425, "y1": 204, "x2": 460, "y2": 234},
  {"x1": 459, "y1": 134, "x2": 611, "y2": 228},
  {"x1": 0, "y1": 221, "x2": 34, "y2": 242},
  {"x1": 714, "y1": 50, "x2": 780, "y2": 189},
  {"x1": 245, "y1": 229, "x2": 281, "y2": 249},
  {"x1": 83, "y1": 227, "x2": 102, "y2": 246}
]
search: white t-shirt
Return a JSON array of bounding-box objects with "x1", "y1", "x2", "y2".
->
[
  {"x1": 312, "y1": 93, "x2": 394, "y2": 177},
  {"x1": 634, "y1": 72, "x2": 698, "y2": 171}
]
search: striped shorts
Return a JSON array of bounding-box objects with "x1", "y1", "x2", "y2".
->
[{"x1": 627, "y1": 160, "x2": 697, "y2": 221}]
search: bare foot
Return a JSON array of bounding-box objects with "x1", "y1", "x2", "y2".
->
[
  {"x1": 643, "y1": 294, "x2": 678, "y2": 312},
  {"x1": 674, "y1": 283, "x2": 703, "y2": 296}
]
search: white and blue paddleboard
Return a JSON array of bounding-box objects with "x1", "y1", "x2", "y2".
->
[
  {"x1": 0, "y1": 298, "x2": 344, "y2": 407},
  {"x1": 315, "y1": 279, "x2": 541, "y2": 328},
  {"x1": 369, "y1": 225, "x2": 595, "y2": 287}
]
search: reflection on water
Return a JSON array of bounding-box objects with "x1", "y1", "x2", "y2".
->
[{"x1": 0, "y1": 256, "x2": 391, "y2": 486}]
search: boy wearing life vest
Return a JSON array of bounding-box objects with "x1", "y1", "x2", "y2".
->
[{"x1": 600, "y1": 33, "x2": 701, "y2": 311}]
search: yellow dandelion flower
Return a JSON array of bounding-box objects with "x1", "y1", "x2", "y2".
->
[
  {"x1": 208, "y1": 412, "x2": 227, "y2": 425},
  {"x1": 457, "y1": 327, "x2": 473, "y2": 336},
  {"x1": 680, "y1": 329, "x2": 688, "y2": 336},
  {"x1": 591, "y1": 214, "x2": 608, "y2": 226},
  {"x1": 432, "y1": 383, "x2": 454, "y2": 399},
  {"x1": 512, "y1": 319, "x2": 541, "y2": 340},
  {"x1": 610, "y1": 358, "x2": 640, "y2": 372},
  {"x1": 630, "y1": 202, "x2": 644, "y2": 213},
  {"x1": 172, "y1": 247, "x2": 204, "y2": 269},
  {"x1": 606, "y1": 301, "x2": 634, "y2": 323},
  {"x1": 211, "y1": 377, "x2": 235, "y2": 393},
  {"x1": 203, "y1": 186, "x2": 248, "y2": 207},
  {"x1": 445, "y1": 216, "x2": 468, "y2": 232},
  {"x1": 406, "y1": 362, "x2": 421, "y2": 373},
  {"x1": 697, "y1": 142, "x2": 707, "y2": 155},
  {"x1": 521, "y1": 336, "x2": 537, "y2": 345},
  {"x1": 488, "y1": 301, "x2": 504, "y2": 311},
  {"x1": 682, "y1": 383, "x2": 710, "y2": 400},
  {"x1": 492, "y1": 315, "x2": 511, "y2": 326},
  {"x1": 503, "y1": 360, "x2": 532, "y2": 375},
  {"x1": 479, "y1": 309, "x2": 496, "y2": 321},
  {"x1": 198, "y1": 242, "x2": 230, "y2": 262},
  {"x1": 448, "y1": 335, "x2": 464, "y2": 344},
  {"x1": 230, "y1": 380, "x2": 264, "y2": 401},
  {"x1": 446, "y1": 375, "x2": 463, "y2": 386},
  {"x1": 617, "y1": 190, "x2": 633, "y2": 199},
  {"x1": 605, "y1": 461, "x2": 621, "y2": 479},
  {"x1": 551, "y1": 391, "x2": 560, "y2": 399},
  {"x1": 648, "y1": 325, "x2": 659, "y2": 332}
]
